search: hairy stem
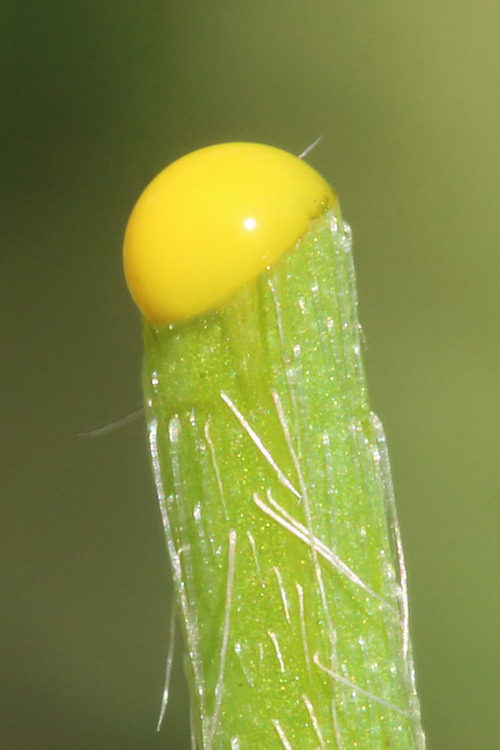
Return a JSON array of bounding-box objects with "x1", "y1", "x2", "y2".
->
[{"x1": 144, "y1": 210, "x2": 425, "y2": 749}]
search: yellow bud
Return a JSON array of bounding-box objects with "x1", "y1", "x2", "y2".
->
[{"x1": 123, "y1": 142, "x2": 337, "y2": 324}]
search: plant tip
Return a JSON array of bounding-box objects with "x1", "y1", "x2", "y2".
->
[{"x1": 123, "y1": 142, "x2": 338, "y2": 324}]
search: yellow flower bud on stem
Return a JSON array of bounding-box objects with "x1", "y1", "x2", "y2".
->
[{"x1": 124, "y1": 145, "x2": 425, "y2": 749}]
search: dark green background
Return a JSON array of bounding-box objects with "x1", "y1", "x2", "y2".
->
[{"x1": 2, "y1": 1, "x2": 498, "y2": 747}]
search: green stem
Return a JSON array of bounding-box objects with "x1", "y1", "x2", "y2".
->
[{"x1": 144, "y1": 209, "x2": 425, "y2": 748}]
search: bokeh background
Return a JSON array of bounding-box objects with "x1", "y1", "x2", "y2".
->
[{"x1": 2, "y1": 1, "x2": 499, "y2": 747}]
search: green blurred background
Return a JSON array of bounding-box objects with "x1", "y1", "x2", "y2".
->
[{"x1": 2, "y1": 1, "x2": 499, "y2": 747}]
